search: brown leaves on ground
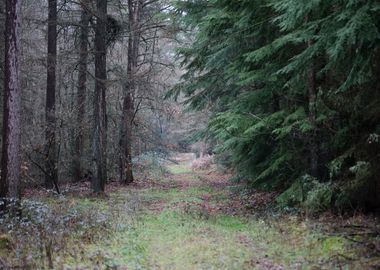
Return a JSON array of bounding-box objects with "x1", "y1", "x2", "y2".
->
[{"x1": 22, "y1": 180, "x2": 129, "y2": 199}]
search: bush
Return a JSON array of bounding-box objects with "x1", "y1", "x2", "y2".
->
[
  {"x1": 133, "y1": 152, "x2": 169, "y2": 179},
  {"x1": 277, "y1": 175, "x2": 316, "y2": 208},
  {"x1": 191, "y1": 155, "x2": 214, "y2": 170},
  {"x1": 277, "y1": 175, "x2": 335, "y2": 213},
  {"x1": 304, "y1": 182, "x2": 335, "y2": 213}
]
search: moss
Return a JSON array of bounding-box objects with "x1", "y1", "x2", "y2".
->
[
  {"x1": 0, "y1": 234, "x2": 11, "y2": 257},
  {"x1": 321, "y1": 236, "x2": 346, "y2": 254}
]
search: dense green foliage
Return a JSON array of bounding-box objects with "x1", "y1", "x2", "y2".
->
[{"x1": 170, "y1": 0, "x2": 380, "y2": 211}]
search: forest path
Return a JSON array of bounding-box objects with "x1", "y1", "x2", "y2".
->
[
  {"x1": 77, "y1": 154, "x2": 371, "y2": 270},
  {"x1": 12, "y1": 154, "x2": 375, "y2": 269},
  {"x1": 112, "y1": 155, "x2": 288, "y2": 270}
]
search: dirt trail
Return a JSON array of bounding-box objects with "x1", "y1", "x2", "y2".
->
[
  {"x1": 121, "y1": 154, "x2": 378, "y2": 270},
  {"x1": 7, "y1": 153, "x2": 378, "y2": 269}
]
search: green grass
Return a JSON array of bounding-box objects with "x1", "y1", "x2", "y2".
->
[
  {"x1": 2, "y1": 164, "x2": 377, "y2": 269},
  {"x1": 64, "y1": 207, "x2": 360, "y2": 269},
  {"x1": 58, "y1": 182, "x2": 368, "y2": 270},
  {"x1": 168, "y1": 163, "x2": 194, "y2": 174}
]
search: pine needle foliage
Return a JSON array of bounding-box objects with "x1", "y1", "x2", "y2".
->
[{"x1": 170, "y1": 0, "x2": 380, "y2": 211}]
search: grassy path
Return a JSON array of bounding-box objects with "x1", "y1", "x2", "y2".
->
[
  {"x1": 1, "y1": 156, "x2": 379, "y2": 269},
  {"x1": 68, "y1": 159, "x2": 377, "y2": 269}
]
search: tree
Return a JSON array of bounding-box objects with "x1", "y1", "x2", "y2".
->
[
  {"x1": 119, "y1": 0, "x2": 143, "y2": 184},
  {"x1": 0, "y1": 0, "x2": 5, "y2": 153},
  {"x1": 1, "y1": 0, "x2": 22, "y2": 201},
  {"x1": 306, "y1": 31, "x2": 318, "y2": 178},
  {"x1": 92, "y1": 0, "x2": 108, "y2": 193},
  {"x1": 73, "y1": 0, "x2": 90, "y2": 181},
  {"x1": 0, "y1": 0, "x2": 4, "y2": 101},
  {"x1": 171, "y1": 0, "x2": 380, "y2": 210},
  {"x1": 45, "y1": 0, "x2": 59, "y2": 192}
]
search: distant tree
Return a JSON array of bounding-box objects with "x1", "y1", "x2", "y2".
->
[
  {"x1": 306, "y1": 19, "x2": 318, "y2": 178},
  {"x1": 119, "y1": 0, "x2": 143, "y2": 184},
  {"x1": 45, "y1": 0, "x2": 59, "y2": 192},
  {"x1": 1, "y1": 0, "x2": 22, "y2": 202},
  {"x1": 73, "y1": 0, "x2": 90, "y2": 182},
  {"x1": 92, "y1": 0, "x2": 107, "y2": 193}
]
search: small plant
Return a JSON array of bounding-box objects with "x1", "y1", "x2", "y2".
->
[
  {"x1": 304, "y1": 182, "x2": 335, "y2": 213},
  {"x1": 277, "y1": 175, "x2": 335, "y2": 213}
]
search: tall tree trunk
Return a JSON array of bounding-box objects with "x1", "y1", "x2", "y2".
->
[
  {"x1": 119, "y1": 89, "x2": 134, "y2": 184},
  {"x1": 119, "y1": 0, "x2": 142, "y2": 184},
  {"x1": 0, "y1": 0, "x2": 5, "y2": 154},
  {"x1": 73, "y1": 1, "x2": 90, "y2": 181},
  {"x1": 1, "y1": 0, "x2": 22, "y2": 201},
  {"x1": 92, "y1": 0, "x2": 107, "y2": 193},
  {"x1": 45, "y1": 0, "x2": 59, "y2": 191},
  {"x1": 307, "y1": 38, "x2": 319, "y2": 178}
]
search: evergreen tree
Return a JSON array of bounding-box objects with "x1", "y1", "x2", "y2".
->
[{"x1": 171, "y1": 0, "x2": 380, "y2": 211}]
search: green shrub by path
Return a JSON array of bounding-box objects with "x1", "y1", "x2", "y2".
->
[{"x1": 277, "y1": 175, "x2": 336, "y2": 213}]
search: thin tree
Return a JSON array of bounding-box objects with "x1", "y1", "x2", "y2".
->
[
  {"x1": 0, "y1": 0, "x2": 22, "y2": 202},
  {"x1": 306, "y1": 15, "x2": 319, "y2": 178},
  {"x1": 45, "y1": 0, "x2": 59, "y2": 191},
  {"x1": 73, "y1": 0, "x2": 90, "y2": 181},
  {"x1": 92, "y1": 0, "x2": 107, "y2": 192},
  {"x1": 119, "y1": 0, "x2": 143, "y2": 184}
]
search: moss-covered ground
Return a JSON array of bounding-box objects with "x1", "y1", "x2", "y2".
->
[{"x1": 0, "y1": 160, "x2": 379, "y2": 269}]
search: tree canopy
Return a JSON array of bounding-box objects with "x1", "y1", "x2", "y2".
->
[{"x1": 170, "y1": 0, "x2": 380, "y2": 211}]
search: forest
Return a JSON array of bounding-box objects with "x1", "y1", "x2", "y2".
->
[{"x1": 0, "y1": 0, "x2": 379, "y2": 269}]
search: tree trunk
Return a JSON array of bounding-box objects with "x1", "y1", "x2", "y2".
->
[
  {"x1": 92, "y1": 0, "x2": 107, "y2": 193},
  {"x1": 307, "y1": 38, "x2": 319, "y2": 178},
  {"x1": 119, "y1": 91, "x2": 134, "y2": 184},
  {"x1": 1, "y1": 0, "x2": 22, "y2": 201},
  {"x1": 0, "y1": 0, "x2": 5, "y2": 155},
  {"x1": 73, "y1": 1, "x2": 90, "y2": 182},
  {"x1": 45, "y1": 0, "x2": 59, "y2": 191},
  {"x1": 119, "y1": 0, "x2": 142, "y2": 184}
]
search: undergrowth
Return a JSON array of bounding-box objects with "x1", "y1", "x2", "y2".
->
[{"x1": 0, "y1": 161, "x2": 379, "y2": 269}]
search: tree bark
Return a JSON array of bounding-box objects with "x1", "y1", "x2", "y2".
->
[
  {"x1": 119, "y1": 0, "x2": 142, "y2": 184},
  {"x1": 92, "y1": 0, "x2": 107, "y2": 193},
  {"x1": 0, "y1": 1, "x2": 4, "y2": 92},
  {"x1": 1, "y1": 0, "x2": 22, "y2": 201},
  {"x1": 0, "y1": 0, "x2": 5, "y2": 155},
  {"x1": 120, "y1": 90, "x2": 134, "y2": 184},
  {"x1": 45, "y1": 0, "x2": 59, "y2": 190},
  {"x1": 307, "y1": 38, "x2": 319, "y2": 178},
  {"x1": 73, "y1": 1, "x2": 90, "y2": 181}
]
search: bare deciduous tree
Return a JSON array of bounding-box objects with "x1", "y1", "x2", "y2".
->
[
  {"x1": 92, "y1": 0, "x2": 107, "y2": 193},
  {"x1": 73, "y1": 0, "x2": 90, "y2": 181},
  {"x1": 119, "y1": 0, "x2": 143, "y2": 184},
  {"x1": 45, "y1": 0, "x2": 59, "y2": 192}
]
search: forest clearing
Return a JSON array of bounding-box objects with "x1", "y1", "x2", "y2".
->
[
  {"x1": 1, "y1": 0, "x2": 380, "y2": 269},
  {"x1": 1, "y1": 154, "x2": 379, "y2": 269}
]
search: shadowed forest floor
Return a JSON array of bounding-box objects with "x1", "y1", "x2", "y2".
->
[{"x1": 1, "y1": 154, "x2": 379, "y2": 269}]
